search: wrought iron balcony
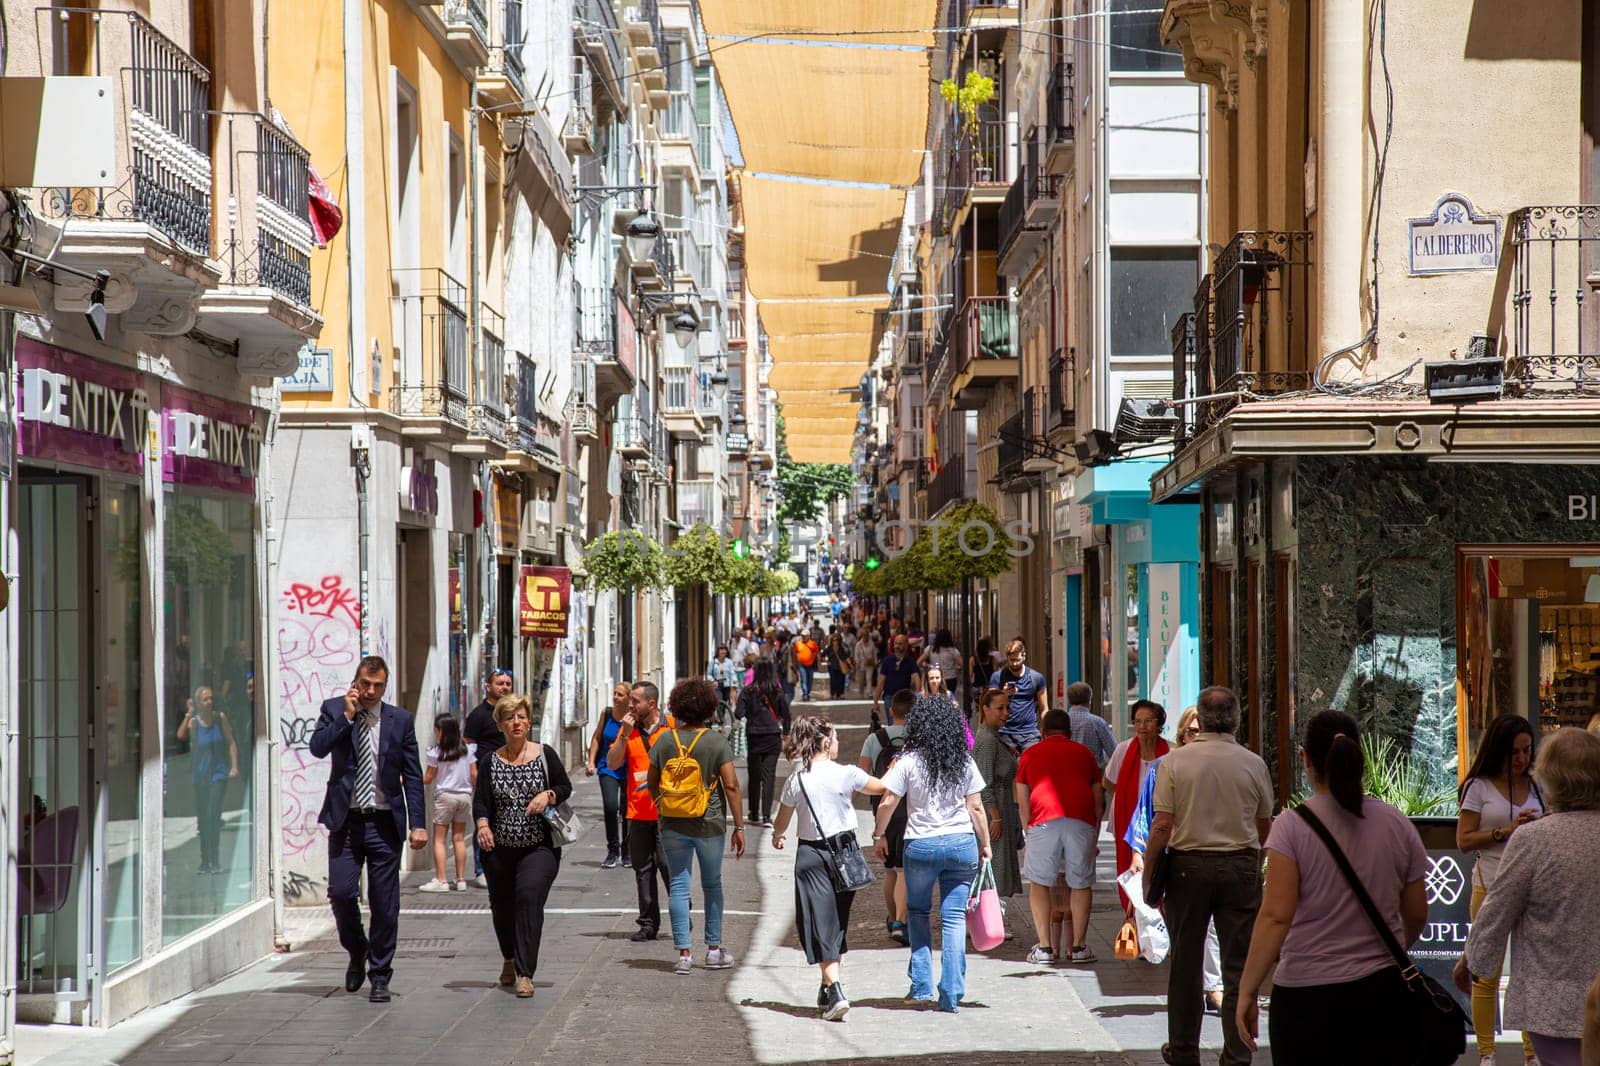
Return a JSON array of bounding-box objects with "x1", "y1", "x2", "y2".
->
[
  {"x1": 1183, "y1": 232, "x2": 1312, "y2": 436},
  {"x1": 1170, "y1": 310, "x2": 1199, "y2": 446},
  {"x1": 952, "y1": 295, "x2": 1014, "y2": 380},
  {"x1": 949, "y1": 119, "x2": 1011, "y2": 210},
  {"x1": 390, "y1": 268, "x2": 471, "y2": 427},
  {"x1": 1504, "y1": 205, "x2": 1600, "y2": 395},
  {"x1": 998, "y1": 163, "x2": 1061, "y2": 269},
  {"x1": 997, "y1": 407, "x2": 1026, "y2": 483},
  {"x1": 1047, "y1": 347, "x2": 1074, "y2": 431},
  {"x1": 442, "y1": 0, "x2": 490, "y2": 57},
  {"x1": 1047, "y1": 62, "x2": 1076, "y2": 147},
  {"x1": 926, "y1": 452, "x2": 977, "y2": 516},
  {"x1": 512, "y1": 352, "x2": 539, "y2": 454},
  {"x1": 615, "y1": 415, "x2": 650, "y2": 458}
]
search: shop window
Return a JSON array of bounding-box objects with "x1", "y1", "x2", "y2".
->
[
  {"x1": 104, "y1": 484, "x2": 142, "y2": 971},
  {"x1": 1459, "y1": 547, "x2": 1600, "y2": 768},
  {"x1": 161, "y1": 489, "x2": 256, "y2": 944}
]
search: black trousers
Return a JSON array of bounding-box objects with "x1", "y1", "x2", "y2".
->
[
  {"x1": 328, "y1": 811, "x2": 403, "y2": 981},
  {"x1": 484, "y1": 843, "x2": 561, "y2": 978},
  {"x1": 598, "y1": 775, "x2": 628, "y2": 851},
  {"x1": 1163, "y1": 850, "x2": 1261, "y2": 1066},
  {"x1": 1269, "y1": 967, "x2": 1418, "y2": 1065},
  {"x1": 747, "y1": 746, "x2": 780, "y2": 821},
  {"x1": 626, "y1": 819, "x2": 669, "y2": 933}
]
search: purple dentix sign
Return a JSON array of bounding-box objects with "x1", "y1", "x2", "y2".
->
[
  {"x1": 162, "y1": 384, "x2": 263, "y2": 494},
  {"x1": 15, "y1": 337, "x2": 148, "y2": 475}
]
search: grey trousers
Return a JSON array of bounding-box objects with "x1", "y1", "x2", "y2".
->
[{"x1": 1162, "y1": 850, "x2": 1261, "y2": 1066}]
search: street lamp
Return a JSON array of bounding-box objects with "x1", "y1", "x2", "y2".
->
[
  {"x1": 671, "y1": 307, "x2": 699, "y2": 347},
  {"x1": 624, "y1": 209, "x2": 661, "y2": 262},
  {"x1": 709, "y1": 356, "x2": 729, "y2": 400}
]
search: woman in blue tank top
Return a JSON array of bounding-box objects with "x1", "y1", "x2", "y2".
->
[
  {"x1": 585, "y1": 683, "x2": 634, "y2": 868},
  {"x1": 177, "y1": 685, "x2": 239, "y2": 875}
]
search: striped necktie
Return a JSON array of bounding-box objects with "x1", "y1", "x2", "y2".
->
[{"x1": 354, "y1": 710, "x2": 377, "y2": 809}]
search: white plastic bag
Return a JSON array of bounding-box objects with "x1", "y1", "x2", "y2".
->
[{"x1": 1116, "y1": 868, "x2": 1170, "y2": 964}]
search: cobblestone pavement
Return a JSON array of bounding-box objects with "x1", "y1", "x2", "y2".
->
[{"x1": 19, "y1": 698, "x2": 1524, "y2": 1066}]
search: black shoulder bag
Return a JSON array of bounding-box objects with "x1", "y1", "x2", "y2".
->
[
  {"x1": 796, "y1": 773, "x2": 874, "y2": 893},
  {"x1": 1294, "y1": 805, "x2": 1467, "y2": 1066}
]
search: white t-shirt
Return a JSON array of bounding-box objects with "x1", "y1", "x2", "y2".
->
[
  {"x1": 782, "y1": 760, "x2": 869, "y2": 840},
  {"x1": 1461, "y1": 776, "x2": 1544, "y2": 886},
  {"x1": 880, "y1": 750, "x2": 986, "y2": 840},
  {"x1": 426, "y1": 743, "x2": 477, "y2": 793},
  {"x1": 1105, "y1": 738, "x2": 1153, "y2": 789}
]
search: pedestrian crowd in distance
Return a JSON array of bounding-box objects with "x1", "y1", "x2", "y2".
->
[{"x1": 299, "y1": 601, "x2": 1600, "y2": 1066}]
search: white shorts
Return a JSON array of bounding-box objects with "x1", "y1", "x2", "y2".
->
[
  {"x1": 432, "y1": 790, "x2": 472, "y2": 826},
  {"x1": 1022, "y1": 817, "x2": 1097, "y2": 889}
]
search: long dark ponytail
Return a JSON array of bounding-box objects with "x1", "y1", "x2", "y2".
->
[
  {"x1": 1304, "y1": 709, "x2": 1365, "y2": 816},
  {"x1": 435, "y1": 714, "x2": 467, "y2": 762}
]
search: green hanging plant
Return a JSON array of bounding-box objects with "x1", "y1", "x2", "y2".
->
[
  {"x1": 581, "y1": 530, "x2": 667, "y2": 591},
  {"x1": 940, "y1": 71, "x2": 996, "y2": 135},
  {"x1": 665, "y1": 523, "x2": 730, "y2": 589},
  {"x1": 772, "y1": 567, "x2": 800, "y2": 594},
  {"x1": 712, "y1": 553, "x2": 759, "y2": 596}
]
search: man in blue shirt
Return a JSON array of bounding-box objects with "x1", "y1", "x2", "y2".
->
[
  {"x1": 989, "y1": 638, "x2": 1048, "y2": 752},
  {"x1": 873, "y1": 634, "x2": 922, "y2": 713}
]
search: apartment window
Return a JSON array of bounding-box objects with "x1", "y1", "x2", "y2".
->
[
  {"x1": 1109, "y1": 0, "x2": 1182, "y2": 73},
  {"x1": 446, "y1": 131, "x2": 467, "y2": 280},
  {"x1": 393, "y1": 79, "x2": 420, "y2": 271},
  {"x1": 1109, "y1": 246, "x2": 1198, "y2": 357}
]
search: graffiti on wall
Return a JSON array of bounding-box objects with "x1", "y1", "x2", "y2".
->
[{"x1": 277, "y1": 573, "x2": 362, "y2": 895}]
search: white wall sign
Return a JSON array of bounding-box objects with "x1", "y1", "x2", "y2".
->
[
  {"x1": 1147, "y1": 563, "x2": 1183, "y2": 711},
  {"x1": 1408, "y1": 192, "x2": 1501, "y2": 275},
  {"x1": 281, "y1": 347, "x2": 333, "y2": 392}
]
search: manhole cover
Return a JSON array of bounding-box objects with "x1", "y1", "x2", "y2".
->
[{"x1": 296, "y1": 936, "x2": 455, "y2": 954}]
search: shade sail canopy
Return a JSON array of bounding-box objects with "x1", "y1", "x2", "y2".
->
[
  {"x1": 697, "y1": 0, "x2": 936, "y2": 48},
  {"x1": 700, "y1": 0, "x2": 936, "y2": 461},
  {"x1": 714, "y1": 43, "x2": 929, "y2": 186}
]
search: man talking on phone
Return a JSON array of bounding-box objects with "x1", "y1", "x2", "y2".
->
[
  {"x1": 989, "y1": 639, "x2": 1049, "y2": 754},
  {"x1": 310, "y1": 655, "x2": 427, "y2": 1003}
]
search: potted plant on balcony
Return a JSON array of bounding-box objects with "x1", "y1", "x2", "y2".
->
[
  {"x1": 941, "y1": 70, "x2": 996, "y2": 136},
  {"x1": 579, "y1": 530, "x2": 667, "y2": 591}
]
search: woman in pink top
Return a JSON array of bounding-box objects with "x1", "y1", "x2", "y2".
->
[{"x1": 1235, "y1": 710, "x2": 1430, "y2": 1063}]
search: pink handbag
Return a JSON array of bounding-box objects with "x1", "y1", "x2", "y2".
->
[{"x1": 966, "y1": 859, "x2": 1005, "y2": 951}]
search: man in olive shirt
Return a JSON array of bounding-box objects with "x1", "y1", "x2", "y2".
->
[{"x1": 1143, "y1": 686, "x2": 1273, "y2": 1066}]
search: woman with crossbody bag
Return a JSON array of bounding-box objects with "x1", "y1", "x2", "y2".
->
[
  {"x1": 771, "y1": 716, "x2": 887, "y2": 1021},
  {"x1": 736, "y1": 660, "x2": 790, "y2": 826},
  {"x1": 1235, "y1": 710, "x2": 1436, "y2": 1064}
]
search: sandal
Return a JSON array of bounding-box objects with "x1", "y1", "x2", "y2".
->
[{"x1": 887, "y1": 920, "x2": 908, "y2": 945}]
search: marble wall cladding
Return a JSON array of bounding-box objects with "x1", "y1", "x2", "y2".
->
[{"x1": 1294, "y1": 458, "x2": 1600, "y2": 787}]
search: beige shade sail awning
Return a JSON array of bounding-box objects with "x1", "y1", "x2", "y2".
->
[
  {"x1": 778, "y1": 403, "x2": 864, "y2": 421},
  {"x1": 785, "y1": 437, "x2": 854, "y2": 463},
  {"x1": 758, "y1": 297, "x2": 889, "y2": 338},
  {"x1": 713, "y1": 42, "x2": 929, "y2": 186},
  {"x1": 766, "y1": 333, "x2": 880, "y2": 365},
  {"x1": 697, "y1": 0, "x2": 936, "y2": 47},
  {"x1": 740, "y1": 176, "x2": 904, "y2": 301},
  {"x1": 767, "y1": 365, "x2": 870, "y2": 391}
]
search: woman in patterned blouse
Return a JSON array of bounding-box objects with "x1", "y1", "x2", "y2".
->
[{"x1": 473, "y1": 694, "x2": 572, "y2": 998}]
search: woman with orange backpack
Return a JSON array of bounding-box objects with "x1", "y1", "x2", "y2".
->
[{"x1": 648, "y1": 678, "x2": 746, "y2": 976}]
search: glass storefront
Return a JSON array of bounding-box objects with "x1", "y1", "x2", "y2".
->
[
  {"x1": 1460, "y1": 546, "x2": 1600, "y2": 763},
  {"x1": 103, "y1": 484, "x2": 142, "y2": 971},
  {"x1": 161, "y1": 488, "x2": 257, "y2": 943}
]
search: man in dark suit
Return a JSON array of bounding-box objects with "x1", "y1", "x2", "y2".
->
[{"x1": 309, "y1": 654, "x2": 426, "y2": 1003}]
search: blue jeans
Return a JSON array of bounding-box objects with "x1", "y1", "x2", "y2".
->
[
  {"x1": 660, "y1": 828, "x2": 725, "y2": 951},
  {"x1": 798, "y1": 664, "x2": 814, "y2": 699},
  {"x1": 903, "y1": 833, "x2": 980, "y2": 1011}
]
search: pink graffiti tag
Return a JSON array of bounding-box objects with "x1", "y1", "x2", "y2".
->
[{"x1": 281, "y1": 575, "x2": 361, "y2": 626}]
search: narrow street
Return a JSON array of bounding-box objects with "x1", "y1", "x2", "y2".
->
[{"x1": 18, "y1": 699, "x2": 1218, "y2": 1066}]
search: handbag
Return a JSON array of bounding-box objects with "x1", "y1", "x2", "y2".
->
[
  {"x1": 1294, "y1": 805, "x2": 1467, "y2": 1066},
  {"x1": 965, "y1": 859, "x2": 1006, "y2": 951},
  {"x1": 533, "y1": 750, "x2": 583, "y2": 847},
  {"x1": 1113, "y1": 917, "x2": 1140, "y2": 961},
  {"x1": 795, "y1": 773, "x2": 874, "y2": 893}
]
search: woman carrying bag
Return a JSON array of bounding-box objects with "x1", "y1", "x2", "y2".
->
[
  {"x1": 771, "y1": 716, "x2": 886, "y2": 1021},
  {"x1": 735, "y1": 660, "x2": 790, "y2": 827}
]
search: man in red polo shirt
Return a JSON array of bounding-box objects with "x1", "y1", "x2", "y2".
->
[
  {"x1": 606, "y1": 681, "x2": 674, "y2": 941},
  {"x1": 1015, "y1": 707, "x2": 1104, "y2": 965}
]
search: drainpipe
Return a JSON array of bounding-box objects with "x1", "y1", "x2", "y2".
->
[
  {"x1": 468, "y1": 86, "x2": 495, "y2": 701},
  {"x1": 344, "y1": 0, "x2": 372, "y2": 653},
  {"x1": 1319, "y1": 0, "x2": 1366, "y2": 362}
]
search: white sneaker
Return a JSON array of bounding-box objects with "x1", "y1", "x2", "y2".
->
[
  {"x1": 1026, "y1": 944, "x2": 1055, "y2": 965},
  {"x1": 1479, "y1": 1055, "x2": 1496, "y2": 1066},
  {"x1": 418, "y1": 879, "x2": 451, "y2": 893},
  {"x1": 472, "y1": 874, "x2": 489, "y2": 889},
  {"x1": 453, "y1": 880, "x2": 467, "y2": 891},
  {"x1": 705, "y1": 947, "x2": 735, "y2": 970},
  {"x1": 674, "y1": 954, "x2": 693, "y2": 976}
]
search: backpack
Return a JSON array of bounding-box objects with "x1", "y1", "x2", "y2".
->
[
  {"x1": 870, "y1": 726, "x2": 906, "y2": 779},
  {"x1": 795, "y1": 639, "x2": 816, "y2": 667},
  {"x1": 657, "y1": 729, "x2": 713, "y2": 819}
]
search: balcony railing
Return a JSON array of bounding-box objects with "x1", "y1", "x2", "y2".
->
[
  {"x1": 1047, "y1": 347, "x2": 1074, "y2": 430},
  {"x1": 696, "y1": 372, "x2": 724, "y2": 421},
  {"x1": 391, "y1": 268, "x2": 471, "y2": 423},
  {"x1": 503, "y1": 0, "x2": 526, "y2": 85},
  {"x1": 1505, "y1": 205, "x2": 1600, "y2": 394},
  {"x1": 661, "y1": 90, "x2": 696, "y2": 140},
  {"x1": 1047, "y1": 62, "x2": 1076, "y2": 144},
  {"x1": 513, "y1": 353, "x2": 539, "y2": 452},
  {"x1": 37, "y1": 13, "x2": 214, "y2": 255},
  {"x1": 1179, "y1": 231, "x2": 1312, "y2": 436},
  {"x1": 663, "y1": 365, "x2": 694, "y2": 413},
  {"x1": 651, "y1": 230, "x2": 676, "y2": 285},
  {"x1": 666, "y1": 228, "x2": 707, "y2": 288},
  {"x1": 444, "y1": 0, "x2": 490, "y2": 48},
  {"x1": 728, "y1": 304, "x2": 745, "y2": 342},
  {"x1": 679, "y1": 479, "x2": 717, "y2": 527},
  {"x1": 927, "y1": 452, "x2": 976, "y2": 515},
  {"x1": 997, "y1": 406, "x2": 1026, "y2": 482},
  {"x1": 577, "y1": 285, "x2": 616, "y2": 350},
  {"x1": 212, "y1": 113, "x2": 314, "y2": 305},
  {"x1": 952, "y1": 296, "x2": 1013, "y2": 379},
  {"x1": 950, "y1": 119, "x2": 1010, "y2": 205},
  {"x1": 468, "y1": 403, "x2": 508, "y2": 443},
  {"x1": 998, "y1": 163, "x2": 1060, "y2": 261},
  {"x1": 1171, "y1": 312, "x2": 1198, "y2": 445},
  {"x1": 615, "y1": 416, "x2": 649, "y2": 456}
]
